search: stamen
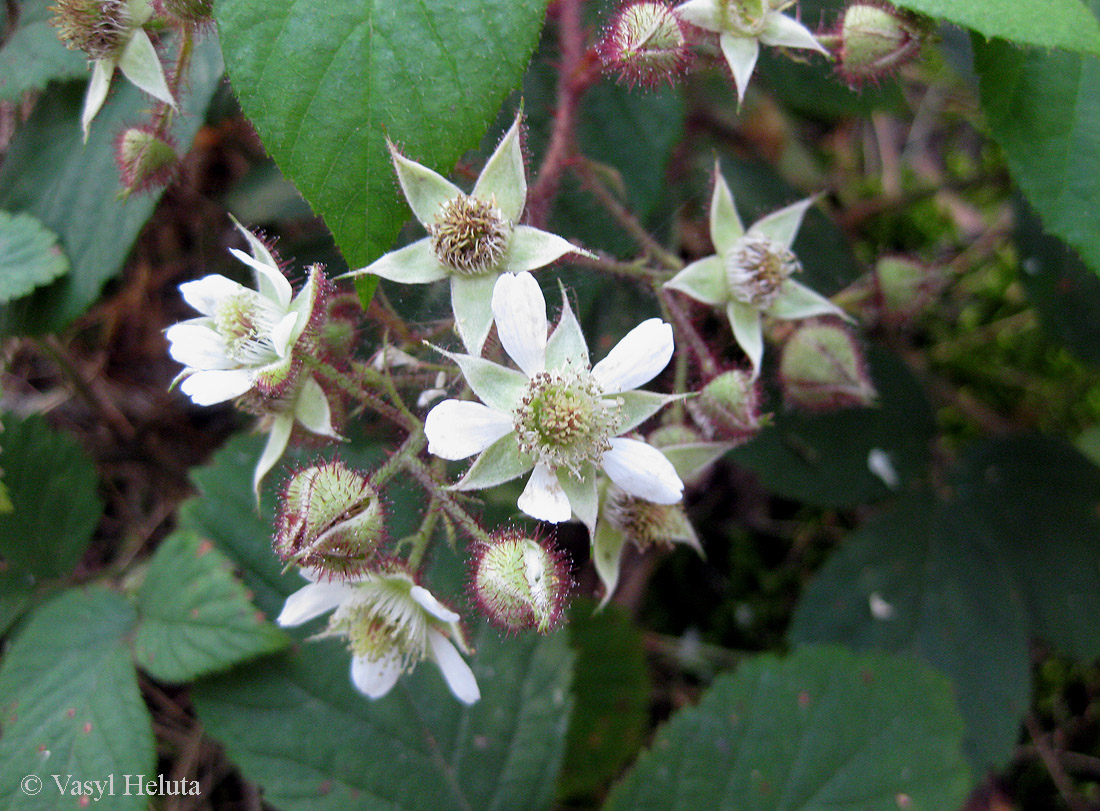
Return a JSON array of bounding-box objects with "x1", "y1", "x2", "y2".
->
[
  {"x1": 725, "y1": 233, "x2": 801, "y2": 310},
  {"x1": 429, "y1": 194, "x2": 512, "y2": 276}
]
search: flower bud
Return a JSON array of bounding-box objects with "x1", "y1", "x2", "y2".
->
[
  {"x1": 687, "y1": 370, "x2": 765, "y2": 442},
  {"x1": 834, "y1": 2, "x2": 929, "y2": 85},
  {"x1": 115, "y1": 125, "x2": 178, "y2": 196},
  {"x1": 274, "y1": 460, "x2": 386, "y2": 577},
  {"x1": 471, "y1": 530, "x2": 572, "y2": 634},
  {"x1": 51, "y1": 0, "x2": 132, "y2": 60},
  {"x1": 779, "y1": 320, "x2": 877, "y2": 410},
  {"x1": 874, "y1": 255, "x2": 938, "y2": 319},
  {"x1": 597, "y1": 1, "x2": 690, "y2": 89}
]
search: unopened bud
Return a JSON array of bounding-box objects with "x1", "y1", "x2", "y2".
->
[
  {"x1": 597, "y1": 1, "x2": 690, "y2": 89},
  {"x1": 835, "y1": 2, "x2": 929, "y2": 85},
  {"x1": 688, "y1": 370, "x2": 765, "y2": 442},
  {"x1": 115, "y1": 126, "x2": 178, "y2": 196},
  {"x1": 875, "y1": 255, "x2": 937, "y2": 318},
  {"x1": 153, "y1": 0, "x2": 213, "y2": 24},
  {"x1": 779, "y1": 321, "x2": 877, "y2": 410},
  {"x1": 471, "y1": 530, "x2": 572, "y2": 634},
  {"x1": 275, "y1": 460, "x2": 386, "y2": 577}
]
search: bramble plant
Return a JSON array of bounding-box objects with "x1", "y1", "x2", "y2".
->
[{"x1": 2, "y1": 0, "x2": 1100, "y2": 809}]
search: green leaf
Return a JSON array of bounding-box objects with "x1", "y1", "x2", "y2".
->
[
  {"x1": 0, "y1": 210, "x2": 69, "y2": 303},
  {"x1": 0, "y1": 414, "x2": 102, "y2": 580},
  {"x1": 559, "y1": 600, "x2": 649, "y2": 800},
  {"x1": 729, "y1": 347, "x2": 935, "y2": 507},
  {"x1": 195, "y1": 626, "x2": 574, "y2": 811},
  {"x1": 0, "y1": 0, "x2": 88, "y2": 102},
  {"x1": 604, "y1": 645, "x2": 971, "y2": 811},
  {"x1": 791, "y1": 436, "x2": 1100, "y2": 771},
  {"x1": 1014, "y1": 196, "x2": 1100, "y2": 365},
  {"x1": 789, "y1": 493, "x2": 1031, "y2": 772},
  {"x1": 0, "y1": 587, "x2": 155, "y2": 811},
  {"x1": 974, "y1": 12, "x2": 1100, "y2": 278},
  {"x1": 132, "y1": 530, "x2": 288, "y2": 683},
  {"x1": 0, "y1": 34, "x2": 224, "y2": 335},
  {"x1": 0, "y1": 567, "x2": 34, "y2": 636},
  {"x1": 215, "y1": 0, "x2": 549, "y2": 269},
  {"x1": 895, "y1": 0, "x2": 1100, "y2": 54}
]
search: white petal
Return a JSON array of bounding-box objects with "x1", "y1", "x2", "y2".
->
[
  {"x1": 228, "y1": 247, "x2": 293, "y2": 309},
  {"x1": 351, "y1": 651, "x2": 404, "y2": 699},
  {"x1": 719, "y1": 33, "x2": 760, "y2": 103},
  {"x1": 674, "y1": 0, "x2": 723, "y2": 32},
  {"x1": 116, "y1": 29, "x2": 175, "y2": 107},
  {"x1": 425, "y1": 400, "x2": 513, "y2": 460},
  {"x1": 517, "y1": 463, "x2": 572, "y2": 523},
  {"x1": 710, "y1": 166, "x2": 745, "y2": 256},
  {"x1": 427, "y1": 629, "x2": 480, "y2": 705},
  {"x1": 472, "y1": 111, "x2": 527, "y2": 223},
  {"x1": 491, "y1": 271, "x2": 547, "y2": 376},
  {"x1": 277, "y1": 581, "x2": 355, "y2": 626},
  {"x1": 180, "y1": 368, "x2": 254, "y2": 405},
  {"x1": 601, "y1": 438, "x2": 683, "y2": 504},
  {"x1": 727, "y1": 301, "x2": 764, "y2": 378},
  {"x1": 503, "y1": 225, "x2": 591, "y2": 273},
  {"x1": 253, "y1": 412, "x2": 294, "y2": 500},
  {"x1": 760, "y1": 12, "x2": 829, "y2": 54},
  {"x1": 82, "y1": 58, "x2": 114, "y2": 141},
  {"x1": 749, "y1": 197, "x2": 815, "y2": 250},
  {"x1": 592, "y1": 319, "x2": 674, "y2": 393},
  {"x1": 410, "y1": 585, "x2": 461, "y2": 623},
  {"x1": 166, "y1": 323, "x2": 233, "y2": 369},
  {"x1": 271, "y1": 312, "x2": 299, "y2": 357},
  {"x1": 231, "y1": 217, "x2": 281, "y2": 280},
  {"x1": 179, "y1": 274, "x2": 247, "y2": 316}
]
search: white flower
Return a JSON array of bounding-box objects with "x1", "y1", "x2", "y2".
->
[
  {"x1": 674, "y1": 0, "x2": 828, "y2": 102},
  {"x1": 167, "y1": 218, "x2": 342, "y2": 496},
  {"x1": 340, "y1": 113, "x2": 592, "y2": 355},
  {"x1": 664, "y1": 164, "x2": 851, "y2": 377},
  {"x1": 277, "y1": 565, "x2": 480, "y2": 704},
  {"x1": 424, "y1": 271, "x2": 684, "y2": 529}
]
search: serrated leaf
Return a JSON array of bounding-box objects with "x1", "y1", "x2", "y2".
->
[
  {"x1": 791, "y1": 436, "x2": 1100, "y2": 772},
  {"x1": 559, "y1": 600, "x2": 649, "y2": 799},
  {"x1": 132, "y1": 530, "x2": 288, "y2": 683},
  {"x1": 195, "y1": 626, "x2": 573, "y2": 811},
  {"x1": 0, "y1": 34, "x2": 224, "y2": 335},
  {"x1": 0, "y1": 0, "x2": 88, "y2": 102},
  {"x1": 974, "y1": 8, "x2": 1100, "y2": 278},
  {"x1": 896, "y1": 0, "x2": 1100, "y2": 54},
  {"x1": 729, "y1": 347, "x2": 934, "y2": 507},
  {"x1": 0, "y1": 210, "x2": 69, "y2": 303},
  {"x1": 604, "y1": 645, "x2": 972, "y2": 811},
  {"x1": 0, "y1": 414, "x2": 102, "y2": 580},
  {"x1": 215, "y1": 0, "x2": 549, "y2": 269},
  {"x1": 0, "y1": 587, "x2": 155, "y2": 811}
]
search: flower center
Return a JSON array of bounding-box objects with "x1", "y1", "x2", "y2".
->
[
  {"x1": 514, "y1": 370, "x2": 622, "y2": 477},
  {"x1": 51, "y1": 0, "x2": 131, "y2": 60},
  {"x1": 214, "y1": 290, "x2": 287, "y2": 366},
  {"x1": 429, "y1": 194, "x2": 512, "y2": 276},
  {"x1": 332, "y1": 577, "x2": 428, "y2": 670},
  {"x1": 725, "y1": 232, "x2": 801, "y2": 310}
]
